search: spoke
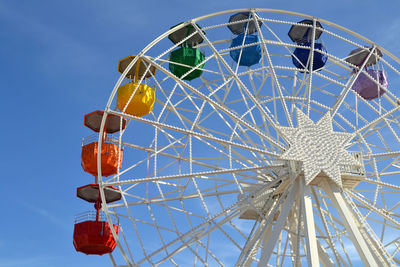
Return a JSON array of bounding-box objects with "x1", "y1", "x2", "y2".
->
[
  {"x1": 253, "y1": 12, "x2": 293, "y2": 127},
  {"x1": 136, "y1": 199, "x2": 241, "y2": 265},
  {"x1": 192, "y1": 22, "x2": 289, "y2": 142},
  {"x1": 108, "y1": 110, "x2": 280, "y2": 157},
  {"x1": 107, "y1": 165, "x2": 282, "y2": 187},
  {"x1": 153, "y1": 59, "x2": 286, "y2": 151}
]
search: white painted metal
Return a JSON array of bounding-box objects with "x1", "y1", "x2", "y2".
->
[
  {"x1": 257, "y1": 180, "x2": 299, "y2": 266},
  {"x1": 316, "y1": 242, "x2": 334, "y2": 267},
  {"x1": 300, "y1": 178, "x2": 320, "y2": 267},
  {"x1": 96, "y1": 8, "x2": 400, "y2": 266},
  {"x1": 322, "y1": 180, "x2": 378, "y2": 266}
]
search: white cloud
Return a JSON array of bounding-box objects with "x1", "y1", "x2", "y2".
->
[{"x1": 19, "y1": 201, "x2": 70, "y2": 231}]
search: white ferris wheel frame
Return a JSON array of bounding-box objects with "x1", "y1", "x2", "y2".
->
[{"x1": 94, "y1": 8, "x2": 400, "y2": 267}]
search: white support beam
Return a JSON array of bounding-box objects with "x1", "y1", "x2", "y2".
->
[
  {"x1": 257, "y1": 180, "x2": 298, "y2": 266},
  {"x1": 243, "y1": 224, "x2": 273, "y2": 267},
  {"x1": 322, "y1": 180, "x2": 378, "y2": 266},
  {"x1": 317, "y1": 241, "x2": 335, "y2": 267},
  {"x1": 238, "y1": 221, "x2": 267, "y2": 267},
  {"x1": 288, "y1": 212, "x2": 299, "y2": 266},
  {"x1": 300, "y1": 179, "x2": 320, "y2": 267}
]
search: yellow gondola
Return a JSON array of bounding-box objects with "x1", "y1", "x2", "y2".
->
[{"x1": 117, "y1": 56, "x2": 156, "y2": 117}]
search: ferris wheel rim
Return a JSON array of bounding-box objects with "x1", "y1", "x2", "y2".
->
[{"x1": 95, "y1": 9, "x2": 400, "y2": 266}]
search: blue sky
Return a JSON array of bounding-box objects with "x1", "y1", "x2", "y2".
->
[{"x1": 1, "y1": 0, "x2": 400, "y2": 266}]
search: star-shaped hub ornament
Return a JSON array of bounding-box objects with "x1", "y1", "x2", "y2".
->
[{"x1": 277, "y1": 108, "x2": 358, "y2": 188}]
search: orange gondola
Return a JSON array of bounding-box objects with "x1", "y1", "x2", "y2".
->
[
  {"x1": 81, "y1": 139, "x2": 122, "y2": 177},
  {"x1": 81, "y1": 111, "x2": 126, "y2": 177}
]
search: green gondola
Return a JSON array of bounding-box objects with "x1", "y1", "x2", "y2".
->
[{"x1": 169, "y1": 46, "x2": 205, "y2": 81}]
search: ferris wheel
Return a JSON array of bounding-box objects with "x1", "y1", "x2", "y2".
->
[{"x1": 77, "y1": 8, "x2": 400, "y2": 266}]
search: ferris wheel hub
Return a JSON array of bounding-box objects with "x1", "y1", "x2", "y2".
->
[{"x1": 277, "y1": 108, "x2": 358, "y2": 188}]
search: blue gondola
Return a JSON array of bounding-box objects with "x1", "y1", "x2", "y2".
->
[
  {"x1": 292, "y1": 42, "x2": 327, "y2": 71},
  {"x1": 230, "y1": 34, "x2": 261, "y2": 67},
  {"x1": 289, "y1": 19, "x2": 327, "y2": 71}
]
